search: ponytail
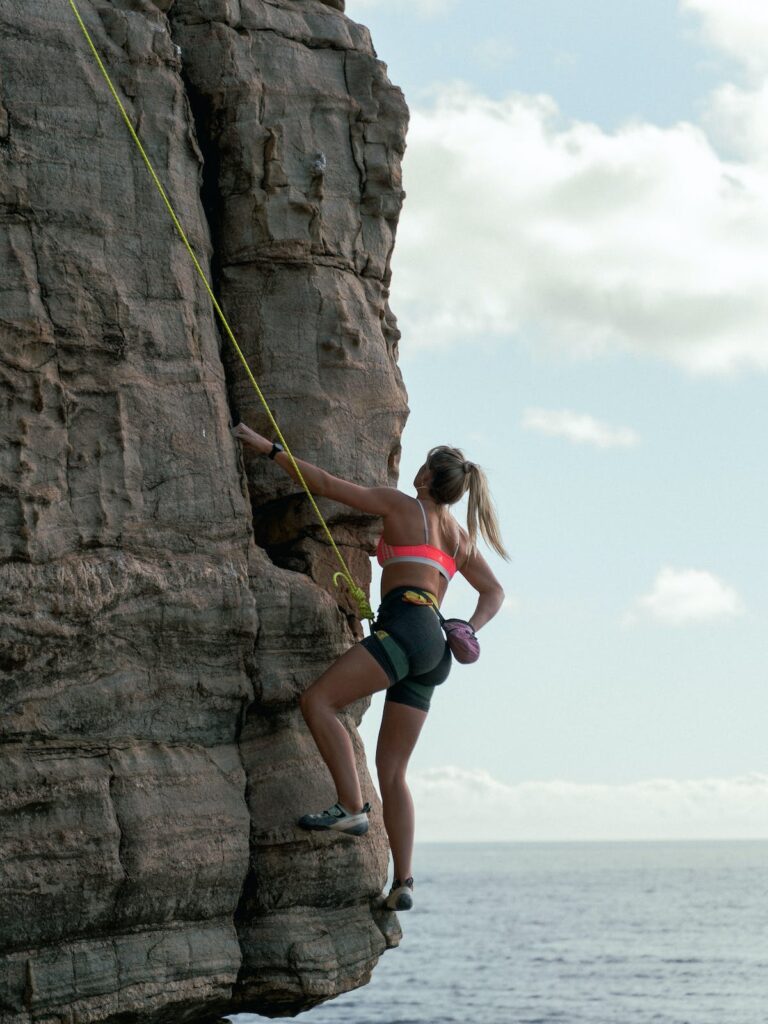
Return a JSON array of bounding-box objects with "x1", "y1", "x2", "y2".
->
[
  {"x1": 425, "y1": 445, "x2": 510, "y2": 561},
  {"x1": 465, "y1": 463, "x2": 510, "y2": 561}
]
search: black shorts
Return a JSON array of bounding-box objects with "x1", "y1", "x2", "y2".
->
[{"x1": 359, "y1": 586, "x2": 452, "y2": 712}]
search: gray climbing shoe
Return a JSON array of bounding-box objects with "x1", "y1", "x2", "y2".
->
[
  {"x1": 298, "y1": 801, "x2": 371, "y2": 836},
  {"x1": 384, "y1": 876, "x2": 414, "y2": 911}
]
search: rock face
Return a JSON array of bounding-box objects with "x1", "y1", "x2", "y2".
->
[{"x1": 0, "y1": 1, "x2": 409, "y2": 1021}]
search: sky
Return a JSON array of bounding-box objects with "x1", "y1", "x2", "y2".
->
[{"x1": 345, "y1": 0, "x2": 768, "y2": 840}]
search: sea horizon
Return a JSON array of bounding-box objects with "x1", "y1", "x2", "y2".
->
[{"x1": 413, "y1": 836, "x2": 768, "y2": 843}]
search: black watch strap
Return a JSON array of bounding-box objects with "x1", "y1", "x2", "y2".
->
[{"x1": 268, "y1": 442, "x2": 284, "y2": 460}]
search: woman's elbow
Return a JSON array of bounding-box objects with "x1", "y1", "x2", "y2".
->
[
  {"x1": 310, "y1": 470, "x2": 331, "y2": 498},
  {"x1": 481, "y1": 583, "x2": 505, "y2": 613}
]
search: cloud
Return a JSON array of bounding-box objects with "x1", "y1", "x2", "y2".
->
[
  {"x1": 703, "y1": 80, "x2": 768, "y2": 161},
  {"x1": 682, "y1": 0, "x2": 768, "y2": 76},
  {"x1": 624, "y1": 566, "x2": 745, "y2": 626},
  {"x1": 680, "y1": 2, "x2": 768, "y2": 164},
  {"x1": 392, "y1": 80, "x2": 768, "y2": 374},
  {"x1": 410, "y1": 766, "x2": 768, "y2": 841},
  {"x1": 522, "y1": 408, "x2": 639, "y2": 448}
]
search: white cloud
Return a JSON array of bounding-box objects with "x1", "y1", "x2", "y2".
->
[
  {"x1": 624, "y1": 566, "x2": 745, "y2": 626},
  {"x1": 702, "y1": 80, "x2": 768, "y2": 163},
  {"x1": 682, "y1": 1, "x2": 768, "y2": 165},
  {"x1": 392, "y1": 81, "x2": 768, "y2": 374},
  {"x1": 682, "y1": 0, "x2": 768, "y2": 76},
  {"x1": 411, "y1": 766, "x2": 768, "y2": 841},
  {"x1": 685, "y1": 2, "x2": 768, "y2": 155},
  {"x1": 522, "y1": 408, "x2": 639, "y2": 448}
]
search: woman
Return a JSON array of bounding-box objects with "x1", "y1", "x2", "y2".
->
[{"x1": 231, "y1": 422, "x2": 508, "y2": 910}]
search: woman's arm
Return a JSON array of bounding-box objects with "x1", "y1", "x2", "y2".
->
[
  {"x1": 231, "y1": 423, "x2": 403, "y2": 518},
  {"x1": 457, "y1": 542, "x2": 505, "y2": 632}
]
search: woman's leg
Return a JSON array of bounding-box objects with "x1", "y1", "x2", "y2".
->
[
  {"x1": 300, "y1": 644, "x2": 390, "y2": 813},
  {"x1": 375, "y1": 699, "x2": 428, "y2": 882}
]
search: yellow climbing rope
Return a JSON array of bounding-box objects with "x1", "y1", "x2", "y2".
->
[{"x1": 67, "y1": 0, "x2": 373, "y2": 623}]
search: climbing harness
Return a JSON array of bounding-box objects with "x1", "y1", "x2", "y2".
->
[{"x1": 67, "y1": 0, "x2": 373, "y2": 624}]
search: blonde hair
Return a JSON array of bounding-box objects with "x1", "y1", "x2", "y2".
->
[{"x1": 425, "y1": 445, "x2": 509, "y2": 561}]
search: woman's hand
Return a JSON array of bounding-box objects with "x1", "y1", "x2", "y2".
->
[{"x1": 230, "y1": 422, "x2": 272, "y2": 455}]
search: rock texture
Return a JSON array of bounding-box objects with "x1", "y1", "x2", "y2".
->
[{"x1": 0, "y1": 1, "x2": 408, "y2": 1021}]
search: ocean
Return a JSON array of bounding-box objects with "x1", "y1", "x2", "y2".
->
[{"x1": 231, "y1": 840, "x2": 768, "y2": 1024}]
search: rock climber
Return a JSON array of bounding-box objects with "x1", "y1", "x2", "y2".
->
[{"x1": 231, "y1": 422, "x2": 508, "y2": 911}]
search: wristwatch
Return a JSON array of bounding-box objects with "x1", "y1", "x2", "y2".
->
[{"x1": 267, "y1": 442, "x2": 284, "y2": 460}]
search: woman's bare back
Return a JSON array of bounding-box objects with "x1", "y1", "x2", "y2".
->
[{"x1": 378, "y1": 492, "x2": 465, "y2": 604}]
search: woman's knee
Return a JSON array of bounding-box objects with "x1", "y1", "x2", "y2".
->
[
  {"x1": 300, "y1": 679, "x2": 344, "y2": 720},
  {"x1": 376, "y1": 757, "x2": 407, "y2": 793},
  {"x1": 299, "y1": 684, "x2": 325, "y2": 721}
]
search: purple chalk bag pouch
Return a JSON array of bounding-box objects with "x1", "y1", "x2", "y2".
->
[
  {"x1": 441, "y1": 617, "x2": 481, "y2": 664},
  {"x1": 400, "y1": 589, "x2": 481, "y2": 665}
]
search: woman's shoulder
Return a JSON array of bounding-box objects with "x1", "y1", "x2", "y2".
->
[
  {"x1": 384, "y1": 489, "x2": 420, "y2": 509},
  {"x1": 440, "y1": 511, "x2": 465, "y2": 555},
  {"x1": 451, "y1": 514, "x2": 467, "y2": 538},
  {"x1": 442, "y1": 507, "x2": 465, "y2": 535},
  {"x1": 379, "y1": 489, "x2": 420, "y2": 519}
]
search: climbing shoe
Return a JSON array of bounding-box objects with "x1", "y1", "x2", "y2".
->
[
  {"x1": 298, "y1": 801, "x2": 371, "y2": 836},
  {"x1": 384, "y1": 876, "x2": 414, "y2": 911}
]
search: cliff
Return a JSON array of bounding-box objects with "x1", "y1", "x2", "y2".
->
[{"x1": 0, "y1": 0, "x2": 409, "y2": 1020}]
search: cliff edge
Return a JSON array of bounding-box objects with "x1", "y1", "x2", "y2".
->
[{"x1": 0, "y1": 0, "x2": 409, "y2": 1019}]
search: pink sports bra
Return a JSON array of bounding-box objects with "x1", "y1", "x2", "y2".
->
[{"x1": 376, "y1": 498, "x2": 461, "y2": 582}]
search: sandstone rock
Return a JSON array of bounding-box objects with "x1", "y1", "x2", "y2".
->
[
  {"x1": 170, "y1": 0, "x2": 409, "y2": 618},
  {"x1": 0, "y1": 0, "x2": 409, "y2": 1020}
]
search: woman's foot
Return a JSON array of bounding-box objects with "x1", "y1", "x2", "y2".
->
[
  {"x1": 384, "y1": 876, "x2": 414, "y2": 911},
  {"x1": 298, "y1": 801, "x2": 371, "y2": 835}
]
